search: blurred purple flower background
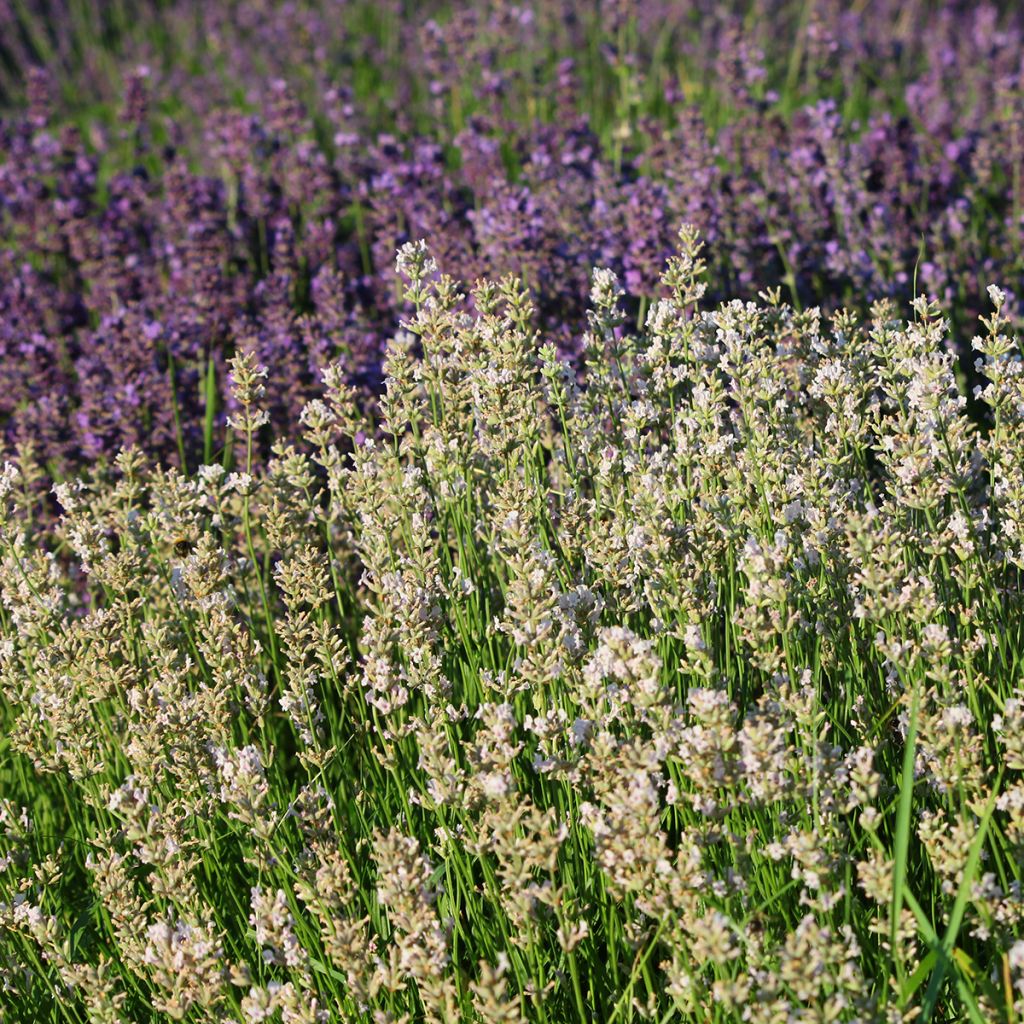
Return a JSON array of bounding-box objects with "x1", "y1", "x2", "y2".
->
[{"x1": 1, "y1": 0, "x2": 1022, "y2": 472}]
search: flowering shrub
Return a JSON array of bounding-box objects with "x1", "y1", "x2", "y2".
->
[
  {"x1": 1, "y1": 1, "x2": 1023, "y2": 472},
  {"x1": 0, "y1": 235, "x2": 1022, "y2": 1021}
]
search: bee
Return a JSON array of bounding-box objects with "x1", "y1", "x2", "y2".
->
[{"x1": 172, "y1": 535, "x2": 193, "y2": 557}]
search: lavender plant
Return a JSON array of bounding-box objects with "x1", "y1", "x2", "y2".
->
[
  {"x1": 2, "y1": 1, "x2": 1023, "y2": 475},
  {"x1": 0, "y1": 234, "x2": 1022, "y2": 1021}
]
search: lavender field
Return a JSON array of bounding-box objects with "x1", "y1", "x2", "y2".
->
[{"x1": 1, "y1": 2, "x2": 1023, "y2": 1022}]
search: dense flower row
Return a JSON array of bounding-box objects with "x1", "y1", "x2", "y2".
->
[
  {"x1": 1, "y1": 0, "x2": 1023, "y2": 472},
  {"x1": 0, "y1": 238, "x2": 1022, "y2": 1021}
]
